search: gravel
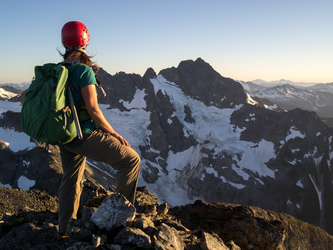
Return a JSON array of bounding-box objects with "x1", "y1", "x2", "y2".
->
[{"x1": 0, "y1": 186, "x2": 58, "y2": 216}]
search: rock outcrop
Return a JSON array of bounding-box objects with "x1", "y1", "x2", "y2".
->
[
  {"x1": 173, "y1": 200, "x2": 333, "y2": 249},
  {"x1": 1, "y1": 185, "x2": 332, "y2": 249},
  {"x1": 0, "y1": 141, "x2": 63, "y2": 196}
]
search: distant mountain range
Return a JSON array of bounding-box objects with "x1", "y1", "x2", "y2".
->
[
  {"x1": 0, "y1": 84, "x2": 26, "y2": 101},
  {"x1": 0, "y1": 82, "x2": 31, "y2": 90},
  {"x1": 239, "y1": 80, "x2": 333, "y2": 127},
  {"x1": 3, "y1": 77, "x2": 332, "y2": 90},
  {"x1": 249, "y1": 79, "x2": 333, "y2": 88}
]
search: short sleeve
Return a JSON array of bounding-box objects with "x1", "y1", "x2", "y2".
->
[
  {"x1": 75, "y1": 65, "x2": 97, "y2": 89},
  {"x1": 69, "y1": 64, "x2": 98, "y2": 107}
]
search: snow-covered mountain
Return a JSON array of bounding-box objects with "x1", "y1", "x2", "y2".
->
[
  {"x1": 249, "y1": 79, "x2": 327, "y2": 88},
  {"x1": 0, "y1": 88, "x2": 19, "y2": 100},
  {"x1": 1, "y1": 58, "x2": 333, "y2": 235},
  {"x1": 240, "y1": 81, "x2": 333, "y2": 120},
  {"x1": 310, "y1": 82, "x2": 333, "y2": 94},
  {"x1": 0, "y1": 84, "x2": 26, "y2": 102},
  {"x1": 0, "y1": 82, "x2": 30, "y2": 90}
]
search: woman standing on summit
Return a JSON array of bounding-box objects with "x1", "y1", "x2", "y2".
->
[{"x1": 57, "y1": 21, "x2": 141, "y2": 237}]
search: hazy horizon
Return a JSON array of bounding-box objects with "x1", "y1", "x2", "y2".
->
[{"x1": 1, "y1": 71, "x2": 331, "y2": 88}]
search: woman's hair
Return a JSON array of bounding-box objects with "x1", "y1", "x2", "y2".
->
[{"x1": 61, "y1": 50, "x2": 100, "y2": 74}]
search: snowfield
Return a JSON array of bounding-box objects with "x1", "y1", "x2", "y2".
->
[
  {"x1": 146, "y1": 75, "x2": 278, "y2": 205},
  {"x1": 0, "y1": 101, "x2": 36, "y2": 152}
]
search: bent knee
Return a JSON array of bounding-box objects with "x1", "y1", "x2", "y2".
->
[
  {"x1": 126, "y1": 148, "x2": 141, "y2": 165},
  {"x1": 133, "y1": 151, "x2": 141, "y2": 166}
]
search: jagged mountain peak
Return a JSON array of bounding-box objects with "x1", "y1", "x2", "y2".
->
[
  {"x1": 158, "y1": 57, "x2": 247, "y2": 108},
  {"x1": 143, "y1": 67, "x2": 157, "y2": 79},
  {"x1": 97, "y1": 58, "x2": 249, "y2": 109}
]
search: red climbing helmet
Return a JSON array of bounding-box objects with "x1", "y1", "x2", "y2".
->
[{"x1": 61, "y1": 21, "x2": 90, "y2": 47}]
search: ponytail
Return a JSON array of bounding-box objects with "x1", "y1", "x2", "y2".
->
[{"x1": 61, "y1": 50, "x2": 100, "y2": 74}]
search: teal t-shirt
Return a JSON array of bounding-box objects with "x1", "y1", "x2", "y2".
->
[{"x1": 68, "y1": 64, "x2": 98, "y2": 134}]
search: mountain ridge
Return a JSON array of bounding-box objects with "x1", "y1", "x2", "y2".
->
[
  {"x1": 241, "y1": 81, "x2": 333, "y2": 121},
  {"x1": 249, "y1": 79, "x2": 333, "y2": 88}
]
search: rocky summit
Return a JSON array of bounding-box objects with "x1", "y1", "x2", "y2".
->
[{"x1": 1, "y1": 184, "x2": 333, "y2": 249}]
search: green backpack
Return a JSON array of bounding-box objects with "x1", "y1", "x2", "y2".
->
[{"x1": 21, "y1": 62, "x2": 83, "y2": 145}]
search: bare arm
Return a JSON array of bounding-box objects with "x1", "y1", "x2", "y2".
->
[{"x1": 81, "y1": 84, "x2": 130, "y2": 146}]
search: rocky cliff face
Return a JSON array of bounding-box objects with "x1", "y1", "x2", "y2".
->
[{"x1": 1, "y1": 58, "x2": 333, "y2": 236}]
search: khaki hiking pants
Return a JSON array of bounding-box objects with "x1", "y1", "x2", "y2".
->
[{"x1": 58, "y1": 130, "x2": 141, "y2": 234}]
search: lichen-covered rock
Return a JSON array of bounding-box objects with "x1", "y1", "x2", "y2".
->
[
  {"x1": 132, "y1": 214, "x2": 158, "y2": 235},
  {"x1": 200, "y1": 231, "x2": 229, "y2": 250},
  {"x1": 90, "y1": 193, "x2": 136, "y2": 230},
  {"x1": 155, "y1": 223, "x2": 185, "y2": 250},
  {"x1": 114, "y1": 227, "x2": 151, "y2": 248}
]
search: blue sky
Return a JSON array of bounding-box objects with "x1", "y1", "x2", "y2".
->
[{"x1": 1, "y1": 0, "x2": 332, "y2": 84}]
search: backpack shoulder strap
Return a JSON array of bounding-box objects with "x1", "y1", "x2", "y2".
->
[{"x1": 59, "y1": 61, "x2": 84, "y2": 93}]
